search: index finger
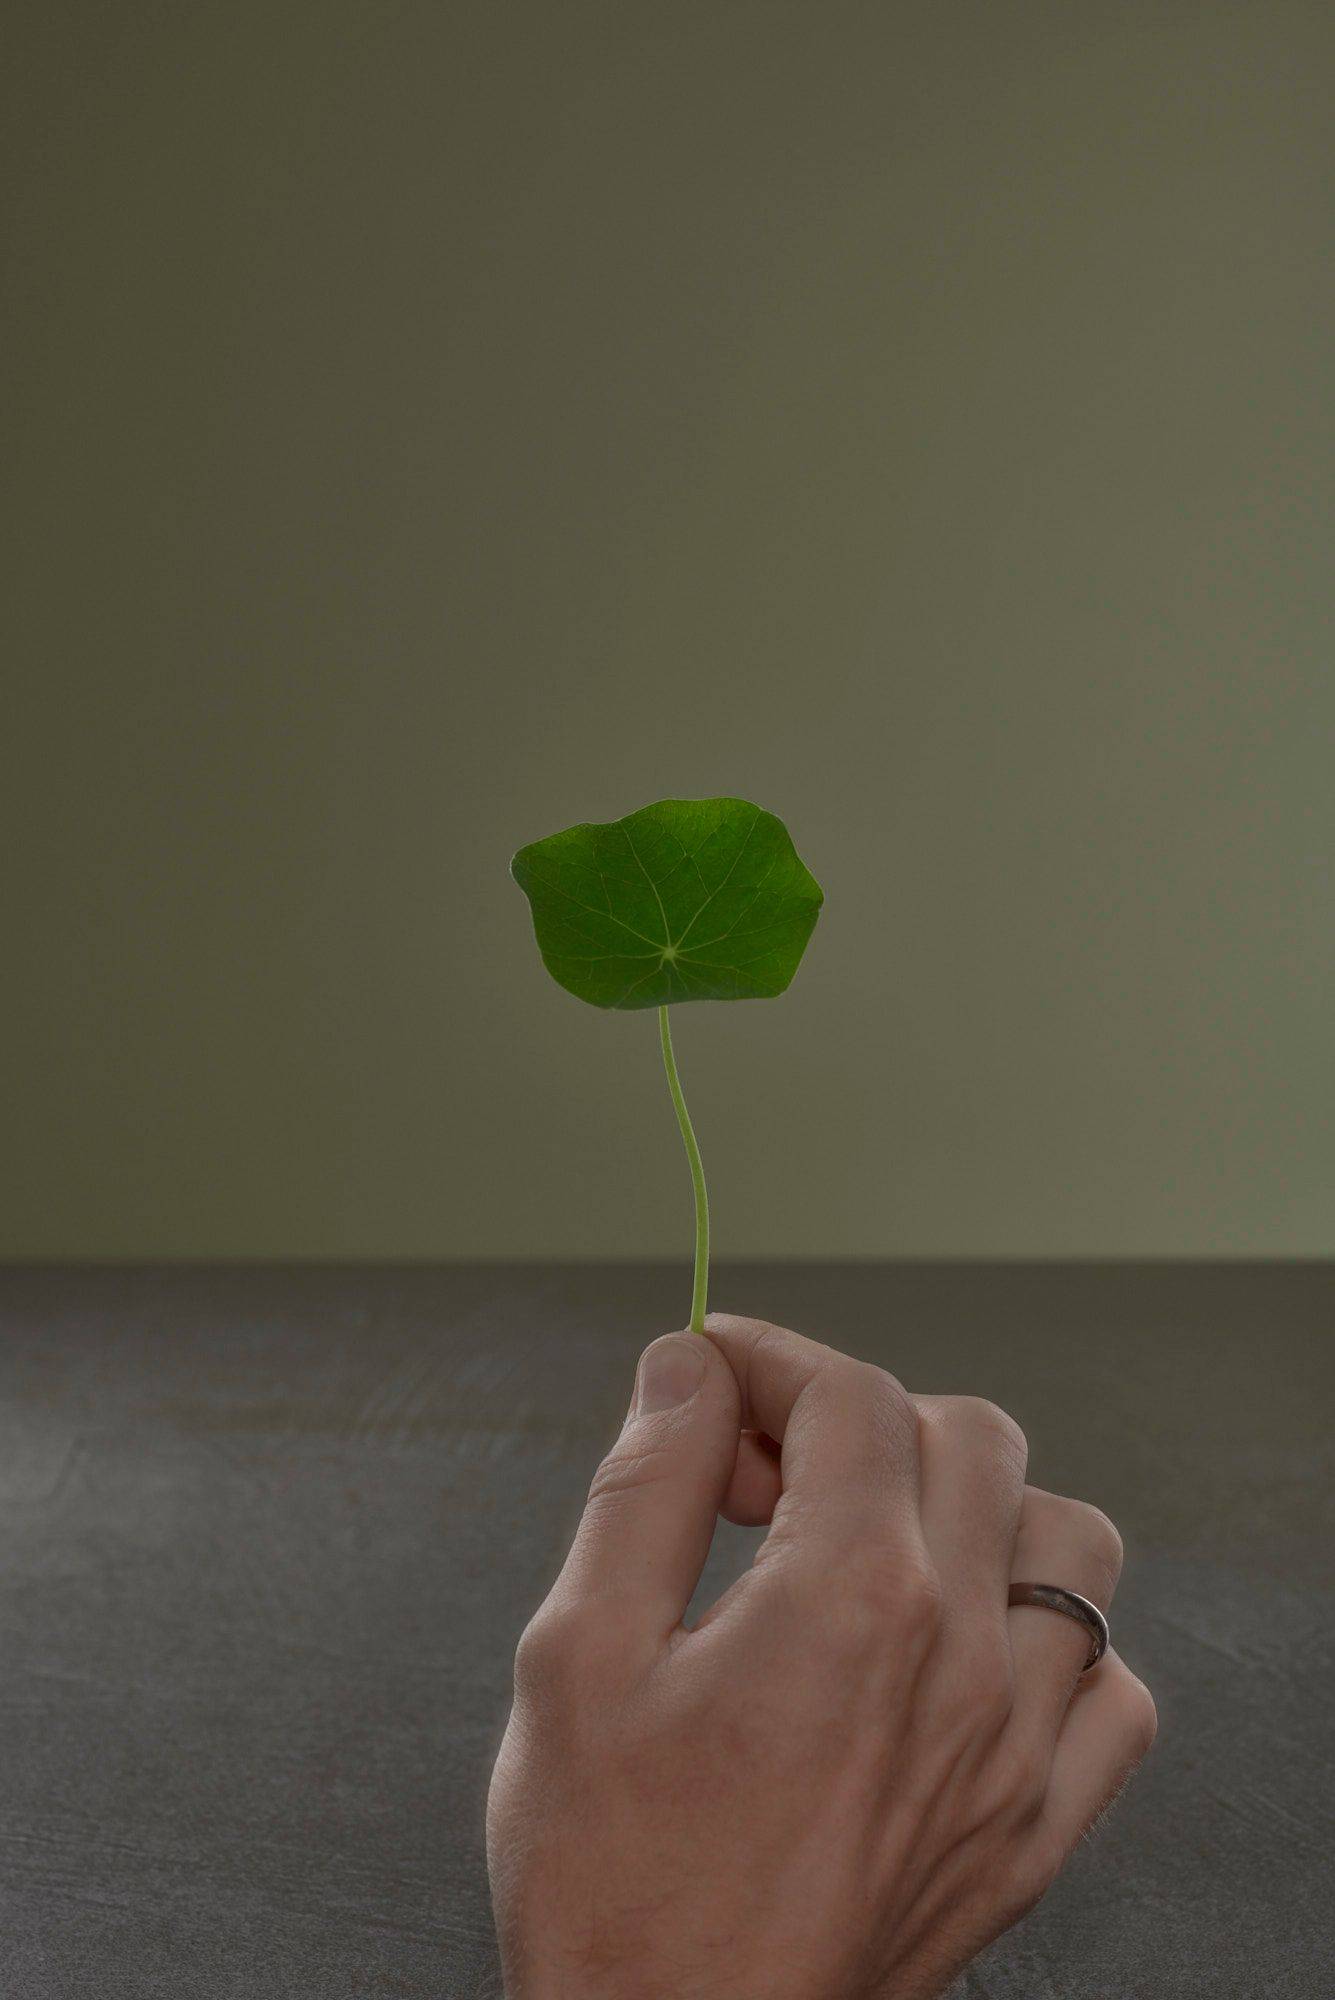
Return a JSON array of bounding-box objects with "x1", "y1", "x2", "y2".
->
[{"x1": 702, "y1": 1312, "x2": 921, "y2": 1554}]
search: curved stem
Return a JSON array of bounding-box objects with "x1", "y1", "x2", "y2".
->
[{"x1": 658, "y1": 1004, "x2": 710, "y2": 1334}]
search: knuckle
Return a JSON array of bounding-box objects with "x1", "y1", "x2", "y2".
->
[
  {"x1": 1121, "y1": 1670, "x2": 1159, "y2": 1760},
  {"x1": 512, "y1": 1599, "x2": 616, "y2": 1702},
  {"x1": 747, "y1": 1319, "x2": 803, "y2": 1373},
  {"x1": 956, "y1": 1396, "x2": 1028, "y2": 1466},
  {"x1": 1028, "y1": 1488, "x2": 1125, "y2": 1593},
  {"x1": 512, "y1": 1605, "x2": 568, "y2": 1697},
  {"x1": 804, "y1": 1361, "x2": 917, "y2": 1491},
  {"x1": 808, "y1": 1544, "x2": 943, "y2": 1655},
  {"x1": 820, "y1": 1588, "x2": 884, "y2": 1657},
  {"x1": 901, "y1": 1550, "x2": 945, "y2": 1634},
  {"x1": 744, "y1": 1321, "x2": 825, "y2": 1410},
  {"x1": 927, "y1": 1392, "x2": 1031, "y2": 1472},
  {"x1": 839, "y1": 1362, "x2": 919, "y2": 1473},
  {"x1": 860, "y1": 1359, "x2": 916, "y2": 1429},
  {"x1": 585, "y1": 1441, "x2": 677, "y2": 1504},
  {"x1": 864, "y1": 1544, "x2": 943, "y2": 1637},
  {"x1": 1066, "y1": 1498, "x2": 1125, "y2": 1585}
]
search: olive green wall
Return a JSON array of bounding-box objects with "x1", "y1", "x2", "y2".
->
[{"x1": 3, "y1": 2, "x2": 1331, "y2": 1259}]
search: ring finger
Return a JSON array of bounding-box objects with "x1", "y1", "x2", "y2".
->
[{"x1": 1006, "y1": 1485, "x2": 1124, "y2": 1755}]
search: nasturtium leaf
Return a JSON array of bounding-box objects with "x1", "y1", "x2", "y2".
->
[{"x1": 511, "y1": 797, "x2": 824, "y2": 1009}]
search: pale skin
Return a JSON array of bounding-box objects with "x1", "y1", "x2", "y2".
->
[{"x1": 487, "y1": 1313, "x2": 1157, "y2": 1999}]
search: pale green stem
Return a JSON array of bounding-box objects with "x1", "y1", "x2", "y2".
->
[{"x1": 658, "y1": 1004, "x2": 710, "y2": 1334}]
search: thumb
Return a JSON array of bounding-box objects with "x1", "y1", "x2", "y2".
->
[{"x1": 550, "y1": 1332, "x2": 742, "y2": 1657}]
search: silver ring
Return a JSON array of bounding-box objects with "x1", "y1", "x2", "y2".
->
[{"x1": 1008, "y1": 1582, "x2": 1109, "y2": 1671}]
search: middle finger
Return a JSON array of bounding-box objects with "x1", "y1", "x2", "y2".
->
[{"x1": 914, "y1": 1394, "x2": 1029, "y2": 1633}]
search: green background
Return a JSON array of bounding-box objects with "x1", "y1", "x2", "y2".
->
[{"x1": 3, "y1": 2, "x2": 1331, "y2": 1260}]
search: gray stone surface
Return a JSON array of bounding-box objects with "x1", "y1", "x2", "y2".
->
[{"x1": 1, "y1": 1262, "x2": 1331, "y2": 1997}]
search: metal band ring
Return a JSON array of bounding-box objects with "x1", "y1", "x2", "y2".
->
[{"x1": 1008, "y1": 1582, "x2": 1110, "y2": 1672}]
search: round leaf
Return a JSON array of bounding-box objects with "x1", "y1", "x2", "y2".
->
[{"x1": 511, "y1": 796, "x2": 824, "y2": 1009}]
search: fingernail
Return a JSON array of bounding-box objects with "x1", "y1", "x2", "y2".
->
[{"x1": 635, "y1": 1335, "x2": 706, "y2": 1415}]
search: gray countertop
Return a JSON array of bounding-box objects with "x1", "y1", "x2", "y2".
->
[{"x1": 2, "y1": 1262, "x2": 1331, "y2": 1997}]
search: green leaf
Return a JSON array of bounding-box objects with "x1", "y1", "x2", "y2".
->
[{"x1": 511, "y1": 796, "x2": 823, "y2": 1009}]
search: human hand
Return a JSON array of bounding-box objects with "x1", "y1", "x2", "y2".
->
[{"x1": 487, "y1": 1314, "x2": 1156, "y2": 1999}]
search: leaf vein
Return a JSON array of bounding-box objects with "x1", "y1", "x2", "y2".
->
[
  {"x1": 673, "y1": 807, "x2": 763, "y2": 950},
  {"x1": 679, "y1": 849, "x2": 783, "y2": 954},
  {"x1": 621, "y1": 819, "x2": 671, "y2": 945},
  {"x1": 616, "y1": 962, "x2": 665, "y2": 1007},
  {"x1": 529, "y1": 876, "x2": 662, "y2": 948}
]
